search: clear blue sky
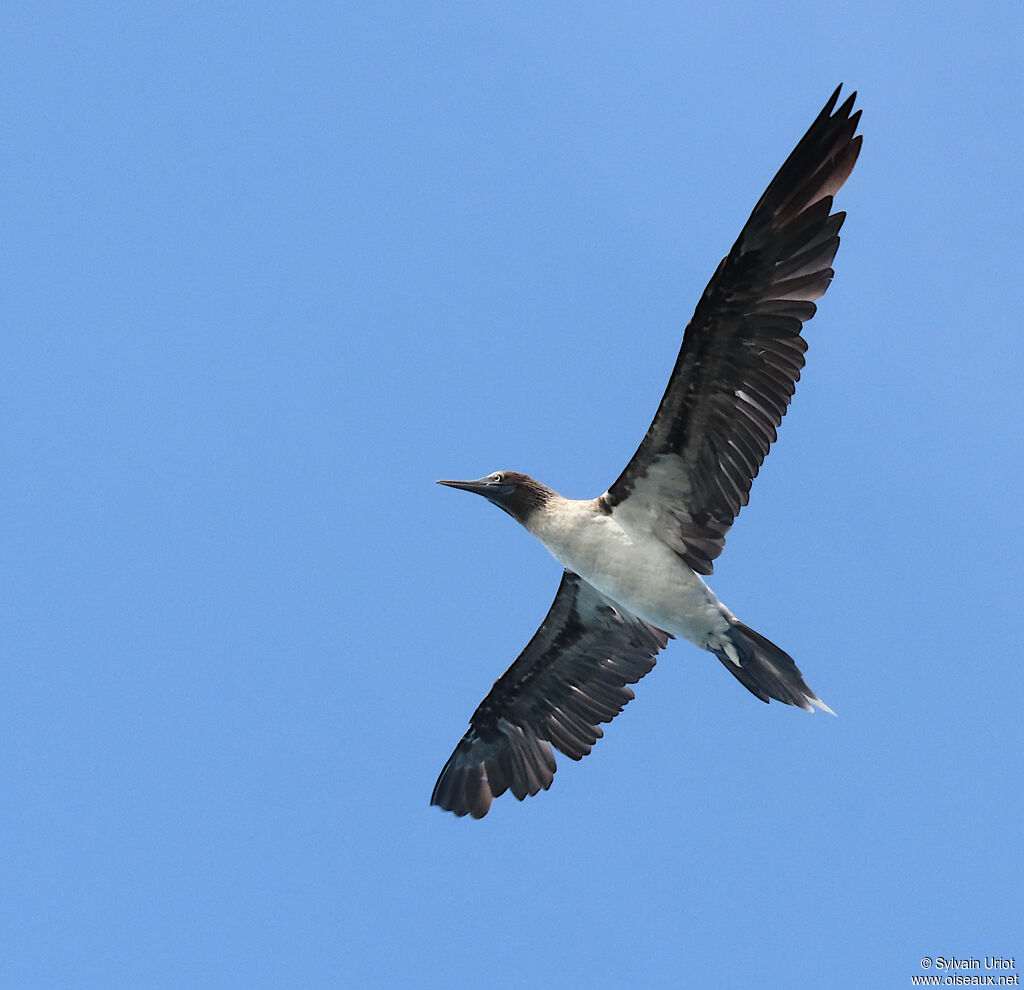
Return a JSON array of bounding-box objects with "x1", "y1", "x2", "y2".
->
[{"x1": 3, "y1": 3, "x2": 1021, "y2": 988}]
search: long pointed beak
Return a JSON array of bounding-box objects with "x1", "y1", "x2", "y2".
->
[{"x1": 436, "y1": 477, "x2": 495, "y2": 496}]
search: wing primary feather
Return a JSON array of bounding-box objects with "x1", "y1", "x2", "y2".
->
[
  {"x1": 431, "y1": 573, "x2": 667, "y2": 817},
  {"x1": 603, "y1": 87, "x2": 859, "y2": 572}
]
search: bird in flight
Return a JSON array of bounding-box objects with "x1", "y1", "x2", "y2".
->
[{"x1": 433, "y1": 86, "x2": 862, "y2": 818}]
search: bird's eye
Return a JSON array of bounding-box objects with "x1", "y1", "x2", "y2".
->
[{"x1": 491, "y1": 473, "x2": 504, "y2": 483}]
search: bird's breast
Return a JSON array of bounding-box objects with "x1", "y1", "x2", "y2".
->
[{"x1": 529, "y1": 501, "x2": 731, "y2": 645}]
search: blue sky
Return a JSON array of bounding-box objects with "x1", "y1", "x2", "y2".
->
[{"x1": 3, "y1": 3, "x2": 1022, "y2": 988}]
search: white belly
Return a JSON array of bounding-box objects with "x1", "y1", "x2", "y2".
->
[{"x1": 529, "y1": 502, "x2": 734, "y2": 647}]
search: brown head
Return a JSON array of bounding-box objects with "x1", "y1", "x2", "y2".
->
[{"x1": 437, "y1": 471, "x2": 555, "y2": 526}]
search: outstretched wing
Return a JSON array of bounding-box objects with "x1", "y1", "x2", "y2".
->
[
  {"x1": 431, "y1": 572, "x2": 669, "y2": 818},
  {"x1": 604, "y1": 86, "x2": 862, "y2": 575}
]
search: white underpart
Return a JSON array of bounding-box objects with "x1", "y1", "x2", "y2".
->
[{"x1": 525, "y1": 495, "x2": 738, "y2": 657}]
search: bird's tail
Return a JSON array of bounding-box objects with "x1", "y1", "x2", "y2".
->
[{"x1": 713, "y1": 619, "x2": 834, "y2": 714}]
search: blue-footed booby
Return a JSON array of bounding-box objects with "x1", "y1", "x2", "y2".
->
[{"x1": 433, "y1": 86, "x2": 862, "y2": 818}]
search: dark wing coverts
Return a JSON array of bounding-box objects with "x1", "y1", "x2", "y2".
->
[
  {"x1": 605, "y1": 86, "x2": 862, "y2": 575},
  {"x1": 431, "y1": 572, "x2": 668, "y2": 818}
]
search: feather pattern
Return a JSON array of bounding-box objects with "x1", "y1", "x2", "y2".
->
[
  {"x1": 604, "y1": 86, "x2": 862, "y2": 574},
  {"x1": 431, "y1": 571, "x2": 668, "y2": 819}
]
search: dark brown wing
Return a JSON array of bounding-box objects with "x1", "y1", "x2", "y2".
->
[
  {"x1": 604, "y1": 86, "x2": 862, "y2": 575},
  {"x1": 431, "y1": 571, "x2": 669, "y2": 818}
]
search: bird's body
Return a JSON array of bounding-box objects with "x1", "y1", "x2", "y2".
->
[
  {"x1": 524, "y1": 489, "x2": 735, "y2": 654},
  {"x1": 433, "y1": 86, "x2": 861, "y2": 818}
]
